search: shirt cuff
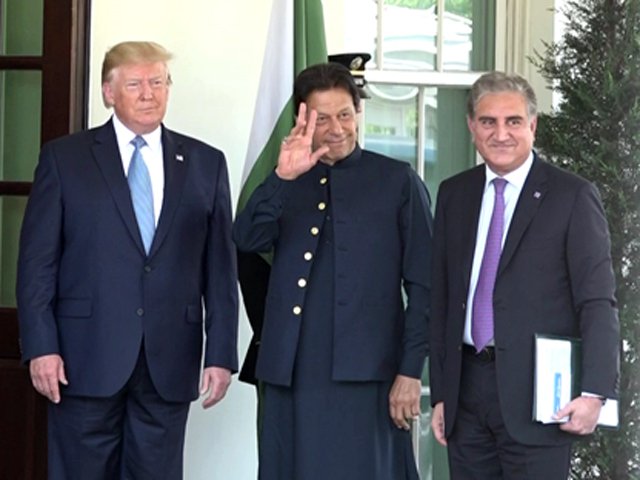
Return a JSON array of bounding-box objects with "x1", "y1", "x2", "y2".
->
[{"x1": 582, "y1": 391, "x2": 606, "y2": 404}]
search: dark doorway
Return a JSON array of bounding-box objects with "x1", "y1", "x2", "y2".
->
[{"x1": 0, "y1": 1, "x2": 89, "y2": 478}]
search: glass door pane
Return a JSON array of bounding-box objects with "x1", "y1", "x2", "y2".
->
[
  {"x1": 423, "y1": 86, "x2": 475, "y2": 198},
  {"x1": 1, "y1": 0, "x2": 44, "y2": 55},
  {"x1": 0, "y1": 196, "x2": 26, "y2": 306},
  {"x1": 363, "y1": 83, "x2": 419, "y2": 169},
  {"x1": 0, "y1": 70, "x2": 42, "y2": 181},
  {"x1": 382, "y1": 0, "x2": 437, "y2": 71},
  {"x1": 0, "y1": 69, "x2": 42, "y2": 306},
  {"x1": 442, "y1": 0, "x2": 473, "y2": 71}
]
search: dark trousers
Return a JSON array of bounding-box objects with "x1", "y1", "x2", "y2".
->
[
  {"x1": 48, "y1": 347, "x2": 191, "y2": 480},
  {"x1": 447, "y1": 347, "x2": 571, "y2": 480}
]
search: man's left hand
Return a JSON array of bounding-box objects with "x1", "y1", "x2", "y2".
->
[
  {"x1": 555, "y1": 395, "x2": 603, "y2": 435},
  {"x1": 199, "y1": 366, "x2": 232, "y2": 409},
  {"x1": 389, "y1": 374, "x2": 421, "y2": 430}
]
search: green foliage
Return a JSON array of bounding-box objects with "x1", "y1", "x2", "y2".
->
[
  {"x1": 384, "y1": 0, "x2": 437, "y2": 9},
  {"x1": 383, "y1": 0, "x2": 473, "y2": 19},
  {"x1": 445, "y1": 0, "x2": 473, "y2": 18},
  {"x1": 531, "y1": 0, "x2": 640, "y2": 478}
]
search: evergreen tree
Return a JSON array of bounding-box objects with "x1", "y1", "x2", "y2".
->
[{"x1": 532, "y1": 0, "x2": 640, "y2": 477}]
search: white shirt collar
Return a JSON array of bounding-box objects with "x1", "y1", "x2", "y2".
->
[
  {"x1": 483, "y1": 151, "x2": 534, "y2": 191},
  {"x1": 111, "y1": 114, "x2": 162, "y2": 153}
]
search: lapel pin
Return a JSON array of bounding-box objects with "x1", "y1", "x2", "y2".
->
[
  {"x1": 533, "y1": 191, "x2": 541, "y2": 199},
  {"x1": 175, "y1": 154, "x2": 184, "y2": 162}
]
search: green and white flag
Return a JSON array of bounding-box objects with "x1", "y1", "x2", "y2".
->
[{"x1": 237, "y1": 0, "x2": 327, "y2": 213}]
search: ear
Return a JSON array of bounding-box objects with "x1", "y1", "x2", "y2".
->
[
  {"x1": 102, "y1": 81, "x2": 115, "y2": 107},
  {"x1": 467, "y1": 116, "x2": 476, "y2": 141},
  {"x1": 529, "y1": 115, "x2": 538, "y2": 135},
  {"x1": 467, "y1": 115, "x2": 474, "y2": 130}
]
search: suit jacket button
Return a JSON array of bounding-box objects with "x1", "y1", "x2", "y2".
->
[
  {"x1": 318, "y1": 202, "x2": 327, "y2": 211},
  {"x1": 144, "y1": 265, "x2": 152, "y2": 273},
  {"x1": 136, "y1": 308, "x2": 144, "y2": 316},
  {"x1": 310, "y1": 227, "x2": 319, "y2": 236},
  {"x1": 298, "y1": 278, "x2": 307, "y2": 288},
  {"x1": 304, "y1": 251, "x2": 313, "y2": 261},
  {"x1": 292, "y1": 305, "x2": 302, "y2": 315},
  {"x1": 320, "y1": 177, "x2": 328, "y2": 185}
]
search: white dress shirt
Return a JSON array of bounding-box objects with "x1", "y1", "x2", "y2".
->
[
  {"x1": 463, "y1": 152, "x2": 534, "y2": 346},
  {"x1": 112, "y1": 114, "x2": 165, "y2": 226}
]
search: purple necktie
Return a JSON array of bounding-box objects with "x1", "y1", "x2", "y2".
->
[{"x1": 472, "y1": 178, "x2": 507, "y2": 352}]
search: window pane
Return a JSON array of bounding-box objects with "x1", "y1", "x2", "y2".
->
[
  {"x1": 362, "y1": 85, "x2": 475, "y2": 195},
  {"x1": 442, "y1": 0, "x2": 473, "y2": 71},
  {"x1": 1, "y1": 0, "x2": 44, "y2": 55},
  {"x1": 344, "y1": 0, "x2": 377, "y2": 63},
  {"x1": 382, "y1": 0, "x2": 437, "y2": 71},
  {"x1": 363, "y1": 83, "x2": 419, "y2": 169},
  {"x1": 377, "y1": 0, "x2": 495, "y2": 72},
  {"x1": 424, "y1": 87, "x2": 475, "y2": 197},
  {"x1": 444, "y1": 0, "x2": 496, "y2": 71},
  {"x1": 0, "y1": 70, "x2": 42, "y2": 181},
  {"x1": 0, "y1": 196, "x2": 26, "y2": 307}
]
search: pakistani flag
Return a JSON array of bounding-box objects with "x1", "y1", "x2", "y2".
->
[{"x1": 237, "y1": 0, "x2": 327, "y2": 385}]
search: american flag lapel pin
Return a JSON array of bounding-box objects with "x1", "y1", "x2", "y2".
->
[{"x1": 175, "y1": 154, "x2": 184, "y2": 162}]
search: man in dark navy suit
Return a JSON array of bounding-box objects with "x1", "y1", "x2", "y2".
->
[
  {"x1": 17, "y1": 41, "x2": 238, "y2": 479},
  {"x1": 429, "y1": 71, "x2": 619, "y2": 479}
]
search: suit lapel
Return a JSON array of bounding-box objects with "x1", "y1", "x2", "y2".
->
[
  {"x1": 148, "y1": 127, "x2": 188, "y2": 257},
  {"x1": 461, "y1": 166, "x2": 486, "y2": 291},
  {"x1": 498, "y1": 155, "x2": 548, "y2": 274},
  {"x1": 92, "y1": 120, "x2": 145, "y2": 253}
]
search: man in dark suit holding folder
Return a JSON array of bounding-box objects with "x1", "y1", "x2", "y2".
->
[
  {"x1": 17, "y1": 41, "x2": 238, "y2": 479},
  {"x1": 429, "y1": 71, "x2": 619, "y2": 479}
]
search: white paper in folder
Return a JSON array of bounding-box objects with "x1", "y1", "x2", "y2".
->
[{"x1": 533, "y1": 335, "x2": 618, "y2": 428}]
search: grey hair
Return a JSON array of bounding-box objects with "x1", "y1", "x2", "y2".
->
[{"x1": 467, "y1": 71, "x2": 537, "y2": 119}]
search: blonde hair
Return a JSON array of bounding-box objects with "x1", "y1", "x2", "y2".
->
[{"x1": 101, "y1": 41, "x2": 173, "y2": 84}]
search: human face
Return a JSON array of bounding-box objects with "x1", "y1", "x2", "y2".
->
[
  {"x1": 102, "y1": 61, "x2": 170, "y2": 135},
  {"x1": 306, "y1": 88, "x2": 359, "y2": 165},
  {"x1": 467, "y1": 91, "x2": 537, "y2": 176}
]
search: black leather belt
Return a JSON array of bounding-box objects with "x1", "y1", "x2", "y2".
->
[{"x1": 462, "y1": 343, "x2": 496, "y2": 362}]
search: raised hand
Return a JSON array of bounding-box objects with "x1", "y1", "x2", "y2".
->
[{"x1": 275, "y1": 103, "x2": 330, "y2": 180}]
